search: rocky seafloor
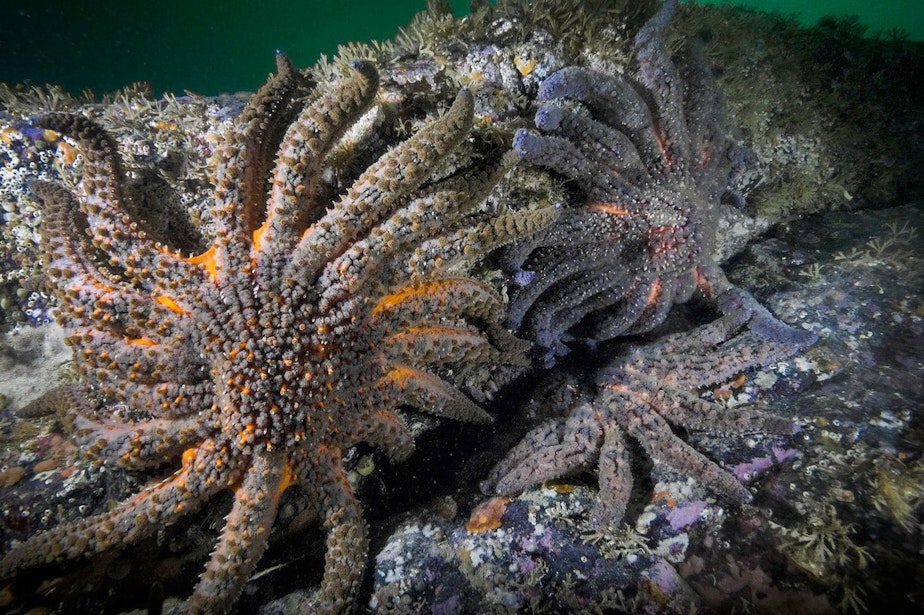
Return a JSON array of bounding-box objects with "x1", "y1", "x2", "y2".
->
[
  {"x1": 0, "y1": 1, "x2": 922, "y2": 613},
  {"x1": 353, "y1": 202, "x2": 924, "y2": 615}
]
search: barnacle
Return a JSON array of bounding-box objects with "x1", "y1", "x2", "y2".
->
[{"x1": 0, "y1": 55, "x2": 553, "y2": 614}]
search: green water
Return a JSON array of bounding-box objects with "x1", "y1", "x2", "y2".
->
[
  {"x1": 2, "y1": 0, "x2": 922, "y2": 97},
  {"x1": 702, "y1": 0, "x2": 923, "y2": 39}
]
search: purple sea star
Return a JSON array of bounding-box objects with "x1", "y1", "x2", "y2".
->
[{"x1": 487, "y1": 0, "x2": 816, "y2": 524}]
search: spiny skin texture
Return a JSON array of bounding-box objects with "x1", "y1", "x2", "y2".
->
[
  {"x1": 487, "y1": 290, "x2": 805, "y2": 524},
  {"x1": 0, "y1": 56, "x2": 552, "y2": 614},
  {"x1": 506, "y1": 0, "x2": 804, "y2": 363},
  {"x1": 488, "y1": 0, "x2": 816, "y2": 523}
]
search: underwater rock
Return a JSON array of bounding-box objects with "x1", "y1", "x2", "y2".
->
[{"x1": 367, "y1": 201, "x2": 922, "y2": 614}]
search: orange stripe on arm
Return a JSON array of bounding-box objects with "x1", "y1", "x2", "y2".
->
[
  {"x1": 186, "y1": 245, "x2": 219, "y2": 280},
  {"x1": 588, "y1": 202, "x2": 629, "y2": 216}
]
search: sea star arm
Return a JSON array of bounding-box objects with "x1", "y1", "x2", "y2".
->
[
  {"x1": 513, "y1": 129, "x2": 639, "y2": 200},
  {"x1": 71, "y1": 328, "x2": 199, "y2": 385},
  {"x1": 534, "y1": 103, "x2": 647, "y2": 181},
  {"x1": 386, "y1": 324, "x2": 502, "y2": 366},
  {"x1": 373, "y1": 277, "x2": 509, "y2": 329},
  {"x1": 318, "y1": 190, "x2": 467, "y2": 308},
  {"x1": 594, "y1": 423, "x2": 633, "y2": 524},
  {"x1": 0, "y1": 440, "x2": 236, "y2": 576},
  {"x1": 437, "y1": 149, "x2": 520, "y2": 202},
  {"x1": 32, "y1": 115, "x2": 205, "y2": 294},
  {"x1": 372, "y1": 277, "x2": 532, "y2": 364},
  {"x1": 484, "y1": 419, "x2": 564, "y2": 491},
  {"x1": 380, "y1": 365, "x2": 493, "y2": 423},
  {"x1": 507, "y1": 241, "x2": 625, "y2": 329},
  {"x1": 675, "y1": 43, "x2": 727, "y2": 172},
  {"x1": 210, "y1": 52, "x2": 311, "y2": 259},
  {"x1": 98, "y1": 379, "x2": 214, "y2": 419},
  {"x1": 715, "y1": 285, "x2": 819, "y2": 348},
  {"x1": 186, "y1": 447, "x2": 288, "y2": 615},
  {"x1": 32, "y1": 180, "x2": 187, "y2": 338},
  {"x1": 491, "y1": 403, "x2": 602, "y2": 495},
  {"x1": 408, "y1": 207, "x2": 559, "y2": 278},
  {"x1": 634, "y1": 0, "x2": 693, "y2": 167},
  {"x1": 521, "y1": 262, "x2": 632, "y2": 349},
  {"x1": 287, "y1": 88, "x2": 476, "y2": 281},
  {"x1": 67, "y1": 413, "x2": 206, "y2": 470},
  {"x1": 320, "y1": 147, "x2": 553, "y2": 310},
  {"x1": 611, "y1": 384, "x2": 753, "y2": 503},
  {"x1": 358, "y1": 409, "x2": 416, "y2": 464},
  {"x1": 643, "y1": 383, "x2": 795, "y2": 436},
  {"x1": 584, "y1": 277, "x2": 659, "y2": 339},
  {"x1": 297, "y1": 448, "x2": 369, "y2": 615},
  {"x1": 258, "y1": 61, "x2": 380, "y2": 270},
  {"x1": 536, "y1": 66, "x2": 663, "y2": 168}
]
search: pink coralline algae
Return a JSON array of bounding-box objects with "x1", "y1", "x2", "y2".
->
[{"x1": 667, "y1": 501, "x2": 708, "y2": 531}]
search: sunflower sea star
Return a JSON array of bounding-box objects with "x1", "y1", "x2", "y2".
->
[
  {"x1": 507, "y1": 0, "x2": 813, "y2": 360},
  {"x1": 487, "y1": 0, "x2": 816, "y2": 523},
  {"x1": 487, "y1": 300, "x2": 805, "y2": 524},
  {"x1": 0, "y1": 56, "x2": 553, "y2": 613}
]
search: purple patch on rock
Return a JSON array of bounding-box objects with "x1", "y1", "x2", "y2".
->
[
  {"x1": 731, "y1": 455, "x2": 773, "y2": 481},
  {"x1": 772, "y1": 446, "x2": 797, "y2": 463},
  {"x1": 18, "y1": 124, "x2": 44, "y2": 141},
  {"x1": 645, "y1": 559, "x2": 680, "y2": 592},
  {"x1": 666, "y1": 501, "x2": 707, "y2": 530},
  {"x1": 432, "y1": 594, "x2": 460, "y2": 615}
]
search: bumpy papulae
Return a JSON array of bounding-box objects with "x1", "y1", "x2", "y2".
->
[
  {"x1": 0, "y1": 55, "x2": 554, "y2": 614},
  {"x1": 488, "y1": 0, "x2": 816, "y2": 523}
]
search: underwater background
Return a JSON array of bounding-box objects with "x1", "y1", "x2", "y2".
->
[
  {"x1": 2, "y1": 0, "x2": 923, "y2": 96},
  {"x1": 0, "y1": 0, "x2": 922, "y2": 613}
]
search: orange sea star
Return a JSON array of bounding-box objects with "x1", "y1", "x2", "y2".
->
[{"x1": 0, "y1": 56, "x2": 553, "y2": 613}]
